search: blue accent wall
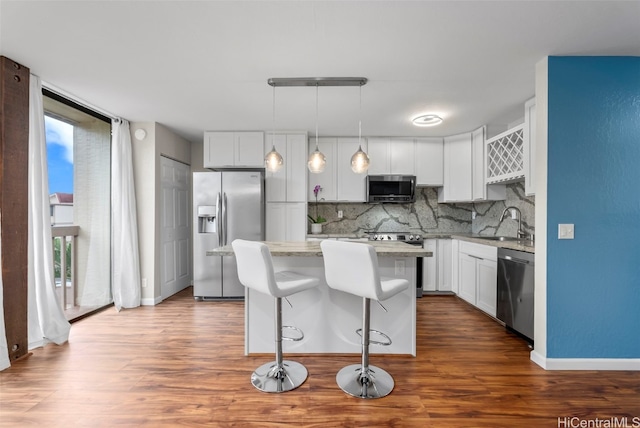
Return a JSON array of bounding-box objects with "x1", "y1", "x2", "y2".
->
[{"x1": 547, "y1": 57, "x2": 640, "y2": 358}]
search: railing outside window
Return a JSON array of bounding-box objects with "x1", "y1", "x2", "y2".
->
[{"x1": 52, "y1": 226, "x2": 79, "y2": 312}]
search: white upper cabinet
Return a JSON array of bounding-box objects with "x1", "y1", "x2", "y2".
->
[
  {"x1": 472, "y1": 126, "x2": 486, "y2": 201},
  {"x1": 366, "y1": 138, "x2": 391, "y2": 175},
  {"x1": 366, "y1": 138, "x2": 415, "y2": 175},
  {"x1": 415, "y1": 137, "x2": 444, "y2": 186},
  {"x1": 523, "y1": 97, "x2": 536, "y2": 196},
  {"x1": 438, "y1": 132, "x2": 473, "y2": 202},
  {"x1": 439, "y1": 127, "x2": 505, "y2": 203},
  {"x1": 390, "y1": 138, "x2": 415, "y2": 174},
  {"x1": 264, "y1": 132, "x2": 307, "y2": 203},
  {"x1": 307, "y1": 137, "x2": 366, "y2": 202},
  {"x1": 204, "y1": 131, "x2": 264, "y2": 168}
]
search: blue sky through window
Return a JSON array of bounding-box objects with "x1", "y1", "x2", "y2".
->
[{"x1": 45, "y1": 115, "x2": 74, "y2": 194}]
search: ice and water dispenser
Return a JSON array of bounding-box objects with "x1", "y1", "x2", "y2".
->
[{"x1": 197, "y1": 205, "x2": 217, "y2": 233}]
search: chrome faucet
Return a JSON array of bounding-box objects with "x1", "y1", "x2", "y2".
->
[{"x1": 500, "y1": 206, "x2": 529, "y2": 240}]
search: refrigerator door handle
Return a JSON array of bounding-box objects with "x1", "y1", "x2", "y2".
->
[
  {"x1": 222, "y1": 192, "x2": 228, "y2": 246},
  {"x1": 216, "y1": 192, "x2": 222, "y2": 246}
]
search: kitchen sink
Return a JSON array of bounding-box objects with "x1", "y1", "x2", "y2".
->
[{"x1": 477, "y1": 236, "x2": 520, "y2": 241}]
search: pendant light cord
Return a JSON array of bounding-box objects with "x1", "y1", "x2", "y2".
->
[
  {"x1": 272, "y1": 85, "x2": 276, "y2": 150},
  {"x1": 315, "y1": 83, "x2": 319, "y2": 150},
  {"x1": 358, "y1": 83, "x2": 362, "y2": 149}
]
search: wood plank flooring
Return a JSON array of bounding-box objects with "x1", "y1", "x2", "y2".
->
[{"x1": 1, "y1": 287, "x2": 638, "y2": 427}]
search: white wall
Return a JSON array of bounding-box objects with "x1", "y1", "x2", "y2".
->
[{"x1": 131, "y1": 122, "x2": 192, "y2": 305}]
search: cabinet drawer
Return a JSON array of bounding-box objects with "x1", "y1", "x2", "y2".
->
[{"x1": 458, "y1": 241, "x2": 497, "y2": 261}]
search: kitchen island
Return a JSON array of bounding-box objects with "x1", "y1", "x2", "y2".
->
[{"x1": 208, "y1": 240, "x2": 432, "y2": 356}]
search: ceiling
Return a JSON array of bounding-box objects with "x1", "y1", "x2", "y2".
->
[{"x1": 1, "y1": 1, "x2": 639, "y2": 143}]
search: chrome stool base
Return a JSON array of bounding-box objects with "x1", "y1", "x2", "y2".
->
[
  {"x1": 335, "y1": 363, "x2": 395, "y2": 399},
  {"x1": 251, "y1": 360, "x2": 308, "y2": 393}
]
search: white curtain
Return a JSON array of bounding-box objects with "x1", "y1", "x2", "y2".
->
[
  {"x1": 28, "y1": 74, "x2": 71, "y2": 349},
  {"x1": 0, "y1": 211, "x2": 10, "y2": 371},
  {"x1": 111, "y1": 119, "x2": 141, "y2": 311}
]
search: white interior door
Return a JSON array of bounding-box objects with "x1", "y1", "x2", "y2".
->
[{"x1": 161, "y1": 156, "x2": 191, "y2": 300}]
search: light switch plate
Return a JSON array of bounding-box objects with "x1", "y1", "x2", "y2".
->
[
  {"x1": 395, "y1": 260, "x2": 405, "y2": 275},
  {"x1": 558, "y1": 224, "x2": 574, "y2": 239}
]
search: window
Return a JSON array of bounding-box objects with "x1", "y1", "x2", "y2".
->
[{"x1": 44, "y1": 90, "x2": 112, "y2": 321}]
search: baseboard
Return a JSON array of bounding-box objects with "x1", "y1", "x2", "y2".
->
[
  {"x1": 531, "y1": 350, "x2": 640, "y2": 370},
  {"x1": 140, "y1": 296, "x2": 162, "y2": 306}
]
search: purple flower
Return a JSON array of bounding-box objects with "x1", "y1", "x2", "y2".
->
[{"x1": 313, "y1": 185, "x2": 322, "y2": 196}]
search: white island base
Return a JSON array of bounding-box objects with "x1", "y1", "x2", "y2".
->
[{"x1": 246, "y1": 256, "x2": 417, "y2": 356}]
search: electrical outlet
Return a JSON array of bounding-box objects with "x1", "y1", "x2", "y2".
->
[
  {"x1": 142, "y1": 278, "x2": 148, "y2": 288},
  {"x1": 511, "y1": 209, "x2": 517, "y2": 219},
  {"x1": 558, "y1": 224, "x2": 574, "y2": 240},
  {"x1": 338, "y1": 210, "x2": 343, "y2": 219},
  {"x1": 395, "y1": 260, "x2": 405, "y2": 275},
  {"x1": 472, "y1": 211, "x2": 476, "y2": 220}
]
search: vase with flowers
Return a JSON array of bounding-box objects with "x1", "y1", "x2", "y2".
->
[{"x1": 308, "y1": 185, "x2": 326, "y2": 234}]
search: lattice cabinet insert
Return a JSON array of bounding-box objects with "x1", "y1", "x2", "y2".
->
[{"x1": 486, "y1": 124, "x2": 524, "y2": 184}]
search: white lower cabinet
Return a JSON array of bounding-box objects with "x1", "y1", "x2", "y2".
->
[
  {"x1": 423, "y1": 239, "x2": 452, "y2": 292},
  {"x1": 457, "y1": 241, "x2": 497, "y2": 317},
  {"x1": 266, "y1": 202, "x2": 307, "y2": 241}
]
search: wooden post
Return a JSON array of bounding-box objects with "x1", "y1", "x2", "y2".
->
[{"x1": 0, "y1": 56, "x2": 30, "y2": 362}]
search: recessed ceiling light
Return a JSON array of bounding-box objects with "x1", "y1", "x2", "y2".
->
[{"x1": 412, "y1": 114, "x2": 443, "y2": 127}]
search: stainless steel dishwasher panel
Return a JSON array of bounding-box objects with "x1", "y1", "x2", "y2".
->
[{"x1": 497, "y1": 248, "x2": 534, "y2": 343}]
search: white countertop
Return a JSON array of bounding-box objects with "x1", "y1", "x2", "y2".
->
[{"x1": 207, "y1": 240, "x2": 433, "y2": 257}]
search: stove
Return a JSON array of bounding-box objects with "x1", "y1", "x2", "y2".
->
[
  {"x1": 368, "y1": 232, "x2": 423, "y2": 245},
  {"x1": 368, "y1": 232, "x2": 424, "y2": 297}
]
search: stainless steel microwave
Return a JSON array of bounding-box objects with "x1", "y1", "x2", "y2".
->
[{"x1": 366, "y1": 175, "x2": 416, "y2": 203}]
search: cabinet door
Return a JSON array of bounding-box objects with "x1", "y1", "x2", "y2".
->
[
  {"x1": 415, "y1": 138, "x2": 444, "y2": 186},
  {"x1": 264, "y1": 134, "x2": 287, "y2": 202},
  {"x1": 286, "y1": 134, "x2": 307, "y2": 202},
  {"x1": 285, "y1": 202, "x2": 307, "y2": 241},
  {"x1": 472, "y1": 126, "x2": 486, "y2": 201},
  {"x1": 265, "y1": 203, "x2": 286, "y2": 241},
  {"x1": 437, "y1": 239, "x2": 452, "y2": 292},
  {"x1": 439, "y1": 132, "x2": 472, "y2": 202},
  {"x1": 422, "y1": 239, "x2": 438, "y2": 292},
  {"x1": 389, "y1": 138, "x2": 415, "y2": 174},
  {"x1": 366, "y1": 137, "x2": 390, "y2": 175},
  {"x1": 308, "y1": 137, "x2": 336, "y2": 201},
  {"x1": 235, "y1": 132, "x2": 264, "y2": 167},
  {"x1": 524, "y1": 98, "x2": 536, "y2": 196},
  {"x1": 458, "y1": 252, "x2": 476, "y2": 305},
  {"x1": 204, "y1": 132, "x2": 235, "y2": 168},
  {"x1": 476, "y1": 258, "x2": 497, "y2": 317},
  {"x1": 337, "y1": 138, "x2": 367, "y2": 202}
]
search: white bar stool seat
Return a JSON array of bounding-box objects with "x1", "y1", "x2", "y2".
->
[
  {"x1": 320, "y1": 239, "x2": 409, "y2": 399},
  {"x1": 232, "y1": 239, "x2": 319, "y2": 393}
]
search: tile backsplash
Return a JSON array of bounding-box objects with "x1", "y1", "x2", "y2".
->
[{"x1": 309, "y1": 182, "x2": 534, "y2": 237}]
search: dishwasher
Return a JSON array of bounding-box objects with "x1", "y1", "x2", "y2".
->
[{"x1": 497, "y1": 248, "x2": 534, "y2": 344}]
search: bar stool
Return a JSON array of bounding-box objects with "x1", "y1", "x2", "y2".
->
[
  {"x1": 232, "y1": 239, "x2": 320, "y2": 393},
  {"x1": 320, "y1": 239, "x2": 409, "y2": 399}
]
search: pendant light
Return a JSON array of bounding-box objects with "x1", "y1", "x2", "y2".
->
[
  {"x1": 307, "y1": 83, "x2": 326, "y2": 173},
  {"x1": 264, "y1": 85, "x2": 284, "y2": 172},
  {"x1": 351, "y1": 82, "x2": 370, "y2": 173}
]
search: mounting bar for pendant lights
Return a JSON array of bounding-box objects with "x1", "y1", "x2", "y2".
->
[{"x1": 268, "y1": 77, "x2": 368, "y2": 87}]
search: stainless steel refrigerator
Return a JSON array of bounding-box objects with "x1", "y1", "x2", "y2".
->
[{"x1": 193, "y1": 170, "x2": 264, "y2": 299}]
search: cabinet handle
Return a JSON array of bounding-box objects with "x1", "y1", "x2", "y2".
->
[
  {"x1": 468, "y1": 254, "x2": 484, "y2": 260},
  {"x1": 504, "y1": 255, "x2": 530, "y2": 264}
]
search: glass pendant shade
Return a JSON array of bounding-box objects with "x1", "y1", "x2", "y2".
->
[
  {"x1": 308, "y1": 147, "x2": 326, "y2": 173},
  {"x1": 265, "y1": 145, "x2": 283, "y2": 172},
  {"x1": 351, "y1": 145, "x2": 370, "y2": 173},
  {"x1": 308, "y1": 84, "x2": 326, "y2": 173}
]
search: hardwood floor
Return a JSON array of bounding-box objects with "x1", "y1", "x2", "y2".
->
[{"x1": 1, "y1": 287, "x2": 638, "y2": 427}]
